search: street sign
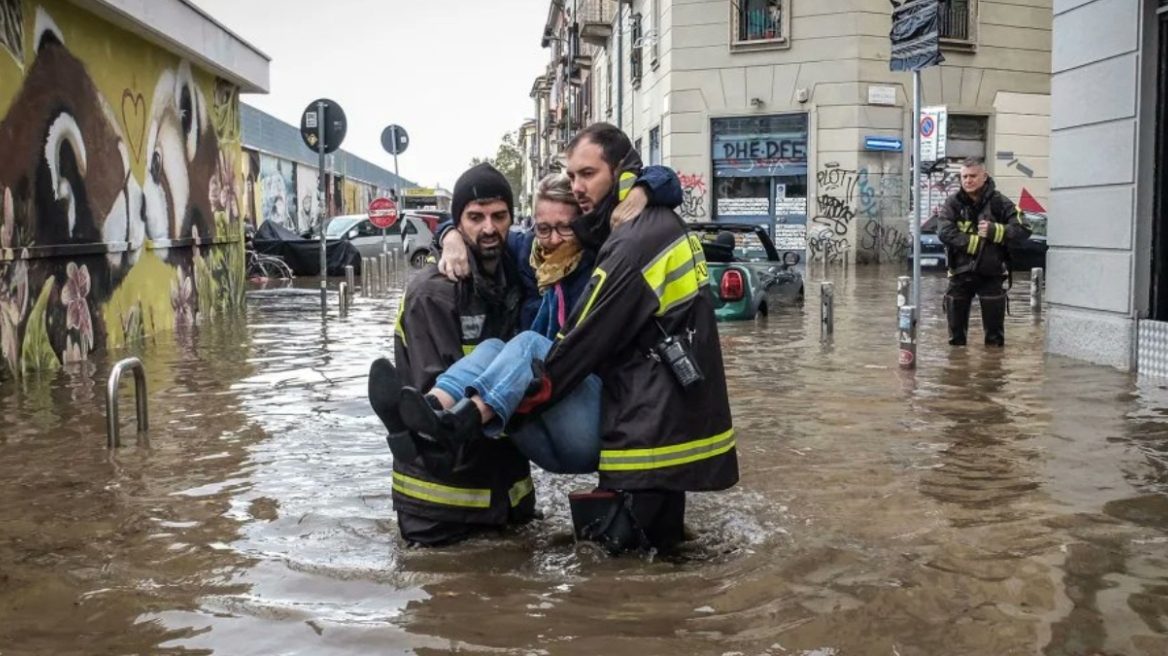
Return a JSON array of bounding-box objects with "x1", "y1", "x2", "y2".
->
[
  {"x1": 890, "y1": 0, "x2": 945, "y2": 72},
  {"x1": 369, "y1": 197, "x2": 399, "y2": 229},
  {"x1": 300, "y1": 99, "x2": 347, "y2": 154},
  {"x1": 381, "y1": 125, "x2": 410, "y2": 156},
  {"x1": 865, "y1": 136, "x2": 903, "y2": 152},
  {"x1": 920, "y1": 106, "x2": 947, "y2": 162}
]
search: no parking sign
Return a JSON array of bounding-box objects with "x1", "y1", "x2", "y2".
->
[{"x1": 919, "y1": 106, "x2": 947, "y2": 162}]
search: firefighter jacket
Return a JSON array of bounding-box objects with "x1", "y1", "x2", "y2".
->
[
  {"x1": 391, "y1": 258, "x2": 535, "y2": 525},
  {"x1": 541, "y1": 205, "x2": 739, "y2": 493},
  {"x1": 936, "y1": 177, "x2": 1031, "y2": 277}
]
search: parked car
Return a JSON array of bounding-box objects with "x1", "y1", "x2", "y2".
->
[
  {"x1": 690, "y1": 222, "x2": 804, "y2": 321},
  {"x1": 403, "y1": 209, "x2": 451, "y2": 235},
  {"x1": 906, "y1": 213, "x2": 1048, "y2": 272},
  {"x1": 325, "y1": 214, "x2": 434, "y2": 268}
]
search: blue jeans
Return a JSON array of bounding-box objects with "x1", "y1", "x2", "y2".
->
[{"x1": 432, "y1": 331, "x2": 601, "y2": 474}]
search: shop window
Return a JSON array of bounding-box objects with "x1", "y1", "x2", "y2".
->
[
  {"x1": 715, "y1": 177, "x2": 771, "y2": 219},
  {"x1": 730, "y1": 0, "x2": 791, "y2": 51}
]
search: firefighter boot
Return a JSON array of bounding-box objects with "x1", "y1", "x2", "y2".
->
[
  {"x1": 399, "y1": 388, "x2": 483, "y2": 455},
  {"x1": 980, "y1": 294, "x2": 1007, "y2": 347},
  {"x1": 368, "y1": 358, "x2": 417, "y2": 464},
  {"x1": 945, "y1": 293, "x2": 972, "y2": 346}
]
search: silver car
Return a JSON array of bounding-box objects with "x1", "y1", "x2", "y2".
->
[{"x1": 325, "y1": 214, "x2": 434, "y2": 268}]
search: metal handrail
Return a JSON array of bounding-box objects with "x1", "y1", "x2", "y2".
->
[{"x1": 106, "y1": 357, "x2": 148, "y2": 448}]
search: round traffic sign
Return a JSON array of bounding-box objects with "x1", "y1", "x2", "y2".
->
[
  {"x1": 369, "y1": 197, "x2": 399, "y2": 229},
  {"x1": 381, "y1": 124, "x2": 409, "y2": 156},
  {"x1": 920, "y1": 116, "x2": 936, "y2": 138},
  {"x1": 300, "y1": 98, "x2": 348, "y2": 154}
]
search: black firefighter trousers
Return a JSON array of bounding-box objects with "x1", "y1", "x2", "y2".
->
[{"x1": 944, "y1": 273, "x2": 1007, "y2": 347}]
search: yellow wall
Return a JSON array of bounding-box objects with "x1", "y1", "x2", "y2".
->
[{"x1": 0, "y1": 0, "x2": 244, "y2": 378}]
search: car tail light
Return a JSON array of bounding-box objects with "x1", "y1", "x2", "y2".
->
[{"x1": 721, "y1": 269, "x2": 745, "y2": 301}]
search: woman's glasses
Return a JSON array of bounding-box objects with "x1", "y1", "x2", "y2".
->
[{"x1": 535, "y1": 224, "x2": 576, "y2": 238}]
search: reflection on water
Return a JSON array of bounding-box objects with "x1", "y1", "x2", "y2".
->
[{"x1": 1, "y1": 269, "x2": 1166, "y2": 655}]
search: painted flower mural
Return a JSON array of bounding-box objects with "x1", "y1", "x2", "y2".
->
[{"x1": 60, "y1": 261, "x2": 93, "y2": 362}]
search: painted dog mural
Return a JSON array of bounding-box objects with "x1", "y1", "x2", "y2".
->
[{"x1": 0, "y1": 0, "x2": 244, "y2": 379}]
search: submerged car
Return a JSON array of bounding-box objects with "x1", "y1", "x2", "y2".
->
[
  {"x1": 690, "y1": 222, "x2": 804, "y2": 321},
  {"x1": 325, "y1": 214, "x2": 434, "y2": 268}
]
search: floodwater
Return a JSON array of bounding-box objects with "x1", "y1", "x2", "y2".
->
[{"x1": 1, "y1": 266, "x2": 1167, "y2": 656}]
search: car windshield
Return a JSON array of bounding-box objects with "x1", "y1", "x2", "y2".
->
[{"x1": 325, "y1": 217, "x2": 361, "y2": 238}]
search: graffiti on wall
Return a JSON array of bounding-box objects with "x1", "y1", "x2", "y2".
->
[
  {"x1": 296, "y1": 165, "x2": 319, "y2": 233},
  {"x1": 679, "y1": 173, "x2": 707, "y2": 219},
  {"x1": 809, "y1": 163, "x2": 910, "y2": 264},
  {"x1": 0, "y1": 0, "x2": 244, "y2": 378},
  {"x1": 259, "y1": 154, "x2": 296, "y2": 229}
]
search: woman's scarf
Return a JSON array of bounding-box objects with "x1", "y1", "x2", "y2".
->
[{"x1": 529, "y1": 240, "x2": 584, "y2": 294}]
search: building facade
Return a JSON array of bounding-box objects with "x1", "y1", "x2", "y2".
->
[
  {"x1": 0, "y1": 0, "x2": 268, "y2": 379},
  {"x1": 1046, "y1": 0, "x2": 1168, "y2": 374},
  {"x1": 239, "y1": 104, "x2": 415, "y2": 234},
  {"x1": 530, "y1": 0, "x2": 1052, "y2": 265}
]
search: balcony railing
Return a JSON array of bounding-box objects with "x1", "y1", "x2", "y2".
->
[{"x1": 939, "y1": 0, "x2": 971, "y2": 41}]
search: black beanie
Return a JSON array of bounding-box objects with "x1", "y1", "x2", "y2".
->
[{"x1": 451, "y1": 163, "x2": 514, "y2": 223}]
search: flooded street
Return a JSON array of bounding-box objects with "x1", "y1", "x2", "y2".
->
[{"x1": 2, "y1": 267, "x2": 1167, "y2": 656}]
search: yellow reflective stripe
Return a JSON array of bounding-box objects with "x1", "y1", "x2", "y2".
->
[
  {"x1": 618, "y1": 171, "x2": 637, "y2": 201},
  {"x1": 966, "y1": 235, "x2": 980, "y2": 255},
  {"x1": 394, "y1": 290, "x2": 408, "y2": 345},
  {"x1": 574, "y1": 268, "x2": 608, "y2": 326},
  {"x1": 642, "y1": 235, "x2": 710, "y2": 316},
  {"x1": 599, "y1": 429, "x2": 736, "y2": 472},
  {"x1": 994, "y1": 223, "x2": 1005, "y2": 243},
  {"x1": 392, "y1": 471, "x2": 491, "y2": 508},
  {"x1": 462, "y1": 344, "x2": 475, "y2": 356},
  {"x1": 508, "y1": 477, "x2": 534, "y2": 506},
  {"x1": 958, "y1": 220, "x2": 972, "y2": 233}
]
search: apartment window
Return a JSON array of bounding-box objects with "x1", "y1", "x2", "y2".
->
[
  {"x1": 939, "y1": 0, "x2": 977, "y2": 47},
  {"x1": 649, "y1": 127, "x2": 661, "y2": 166},
  {"x1": 630, "y1": 13, "x2": 643, "y2": 88},
  {"x1": 946, "y1": 114, "x2": 988, "y2": 160},
  {"x1": 635, "y1": 137, "x2": 643, "y2": 156},
  {"x1": 730, "y1": 0, "x2": 790, "y2": 50},
  {"x1": 650, "y1": 0, "x2": 661, "y2": 69}
]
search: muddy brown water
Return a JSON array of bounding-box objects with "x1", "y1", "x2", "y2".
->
[{"x1": 1, "y1": 268, "x2": 1166, "y2": 656}]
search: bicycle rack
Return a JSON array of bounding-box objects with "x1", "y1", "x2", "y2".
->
[{"x1": 106, "y1": 357, "x2": 148, "y2": 448}]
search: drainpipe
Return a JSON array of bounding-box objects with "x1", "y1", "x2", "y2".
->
[{"x1": 615, "y1": 1, "x2": 623, "y2": 130}]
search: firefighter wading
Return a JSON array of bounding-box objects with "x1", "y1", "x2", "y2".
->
[
  {"x1": 541, "y1": 203, "x2": 739, "y2": 493},
  {"x1": 390, "y1": 242, "x2": 534, "y2": 536},
  {"x1": 936, "y1": 169, "x2": 1031, "y2": 347}
]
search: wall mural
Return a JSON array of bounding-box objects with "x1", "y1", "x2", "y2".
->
[
  {"x1": 259, "y1": 154, "x2": 296, "y2": 229},
  {"x1": 0, "y1": 0, "x2": 244, "y2": 379}
]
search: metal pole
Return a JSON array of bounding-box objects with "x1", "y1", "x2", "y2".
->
[
  {"x1": 106, "y1": 357, "x2": 148, "y2": 448},
  {"x1": 339, "y1": 282, "x2": 348, "y2": 314},
  {"x1": 380, "y1": 253, "x2": 389, "y2": 296},
  {"x1": 361, "y1": 258, "x2": 369, "y2": 296},
  {"x1": 345, "y1": 265, "x2": 355, "y2": 304},
  {"x1": 821, "y1": 282, "x2": 834, "y2": 340},
  {"x1": 899, "y1": 305, "x2": 917, "y2": 370},
  {"x1": 1031, "y1": 267, "x2": 1044, "y2": 313},
  {"x1": 897, "y1": 275, "x2": 911, "y2": 310},
  {"x1": 392, "y1": 133, "x2": 401, "y2": 257},
  {"x1": 911, "y1": 70, "x2": 923, "y2": 314},
  {"x1": 317, "y1": 101, "x2": 327, "y2": 310}
]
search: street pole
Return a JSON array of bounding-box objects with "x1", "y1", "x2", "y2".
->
[
  {"x1": 615, "y1": 2, "x2": 623, "y2": 131},
  {"x1": 317, "y1": 100, "x2": 327, "y2": 311},
  {"x1": 911, "y1": 70, "x2": 922, "y2": 315},
  {"x1": 392, "y1": 133, "x2": 401, "y2": 260}
]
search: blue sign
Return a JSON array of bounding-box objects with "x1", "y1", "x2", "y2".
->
[{"x1": 865, "y1": 136, "x2": 904, "y2": 152}]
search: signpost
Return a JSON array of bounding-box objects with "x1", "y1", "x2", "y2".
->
[
  {"x1": 381, "y1": 125, "x2": 410, "y2": 256},
  {"x1": 369, "y1": 196, "x2": 399, "y2": 254},
  {"x1": 301, "y1": 98, "x2": 347, "y2": 309},
  {"x1": 864, "y1": 136, "x2": 904, "y2": 152},
  {"x1": 890, "y1": 0, "x2": 945, "y2": 370}
]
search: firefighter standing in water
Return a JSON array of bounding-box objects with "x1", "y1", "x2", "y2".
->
[{"x1": 936, "y1": 157, "x2": 1032, "y2": 347}]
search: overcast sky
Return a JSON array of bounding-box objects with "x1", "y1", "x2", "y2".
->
[{"x1": 192, "y1": 0, "x2": 549, "y2": 189}]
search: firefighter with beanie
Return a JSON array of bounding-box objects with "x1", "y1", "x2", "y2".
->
[
  {"x1": 936, "y1": 157, "x2": 1032, "y2": 347},
  {"x1": 370, "y1": 162, "x2": 534, "y2": 547},
  {"x1": 520, "y1": 123, "x2": 738, "y2": 554}
]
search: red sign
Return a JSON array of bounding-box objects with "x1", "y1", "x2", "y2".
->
[{"x1": 369, "y1": 197, "x2": 399, "y2": 229}]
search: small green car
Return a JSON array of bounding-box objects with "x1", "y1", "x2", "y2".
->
[{"x1": 691, "y1": 223, "x2": 804, "y2": 321}]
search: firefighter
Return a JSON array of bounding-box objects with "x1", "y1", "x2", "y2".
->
[
  {"x1": 369, "y1": 162, "x2": 534, "y2": 547},
  {"x1": 519, "y1": 122, "x2": 739, "y2": 554},
  {"x1": 936, "y1": 157, "x2": 1032, "y2": 347}
]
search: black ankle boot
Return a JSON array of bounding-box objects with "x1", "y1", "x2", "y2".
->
[{"x1": 368, "y1": 358, "x2": 418, "y2": 462}]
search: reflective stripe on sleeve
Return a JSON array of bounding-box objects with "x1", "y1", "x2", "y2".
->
[
  {"x1": 392, "y1": 471, "x2": 491, "y2": 508},
  {"x1": 994, "y1": 223, "x2": 1005, "y2": 243},
  {"x1": 509, "y1": 477, "x2": 534, "y2": 507},
  {"x1": 642, "y1": 235, "x2": 710, "y2": 316},
  {"x1": 599, "y1": 429, "x2": 736, "y2": 472},
  {"x1": 394, "y1": 291, "x2": 408, "y2": 346},
  {"x1": 966, "y1": 235, "x2": 980, "y2": 255}
]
